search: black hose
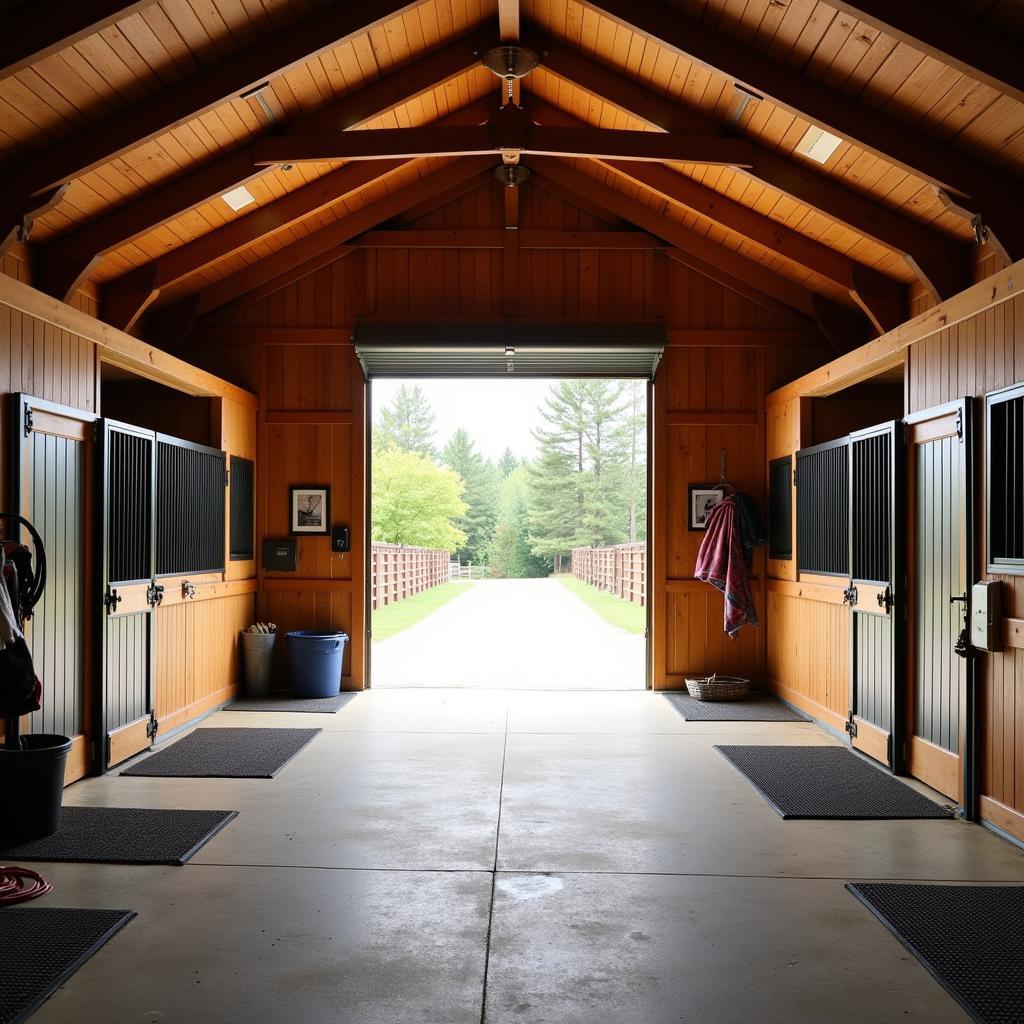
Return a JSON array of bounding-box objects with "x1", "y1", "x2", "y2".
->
[{"x1": 0, "y1": 512, "x2": 46, "y2": 615}]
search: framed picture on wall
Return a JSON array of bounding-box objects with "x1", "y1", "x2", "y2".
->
[
  {"x1": 688, "y1": 486, "x2": 724, "y2": 531},
  {"x1": 290, "y1": 485, "x2": 330, "y2": 535}
]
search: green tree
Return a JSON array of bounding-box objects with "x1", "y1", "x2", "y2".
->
[
  {"x1": 372, "y1": 448, "x2": 467, "y2": 552},
  {"x1": 374, "y1": 384, "x2": 436, "y2": 457},
  {"x1": 488, "y1": 465, "x2": 551, "y2": 578},
  {"x1": 442, "y1": 428, "x2": 498, "y2": 564},
  {"x1": 497, "y1": 447, "x2": 518, "y2": 479}
]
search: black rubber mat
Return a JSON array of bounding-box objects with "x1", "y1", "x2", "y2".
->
[
  {"x1": 230, "y1": 692, "x2": 352, "y2": 713},
  {"x1": 716, "y1": 745, "x2": 954, "y2": 819},
  {"x1": 848, "y1": 883, "x2": 1024, "y2": 1024},
  {"x1": 0, "y1": 807, "x2": 237, "y2": 865},
  {"x1": 121, "y1": 727, "x2": 320, "y2": 778},
  {"x1": 0, "y1": 907, "x2": 135, "y2": 1024},
  {"x1": 667, "y1": 693, "x2": 810, "y2": 722}
]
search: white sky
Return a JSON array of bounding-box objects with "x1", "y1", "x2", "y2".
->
[{"x1": 371, "y1": 378, "x2": 558, "y2": 462}]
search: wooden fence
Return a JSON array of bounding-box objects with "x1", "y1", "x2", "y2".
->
[
  {"x1": 371, "y1": 543, "x2": 450, "y2": 609},
  {"x1": 571, "y1": 543, "x2": 646, "y2": 606}
]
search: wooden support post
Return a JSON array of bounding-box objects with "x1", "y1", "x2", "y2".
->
[{"x1": 503, "y1": 184, "x2": 520, "y2": 317}]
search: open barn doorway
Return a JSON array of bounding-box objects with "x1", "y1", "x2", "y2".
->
[{"x1": 359, "y1": 329, "x2": 658, "y2": 690}]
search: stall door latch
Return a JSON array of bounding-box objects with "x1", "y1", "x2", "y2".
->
[
  {"x1": 876, "y1": 586, "x2": 894, "y2": 613},
  {"x1": 146, "y1": 712, "x2": 159, "y2": 740},
  {"x1": 844, "y1": 712, "x2": 858, "y2": 738},
  {"x1": 103, "y1": 587, "x2": 121, "y2": 613},
  {"x1": 146, "y1": 583, "x2": 165, "y2": 607},
  {"x1": 842, "y1": 585, "x2": 858, "y2": 606},
  {"x1": 950, "y1": 592, "x2": 969, "y2": 658}
]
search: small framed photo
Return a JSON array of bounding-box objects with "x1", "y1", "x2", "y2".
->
[
  {"x1": 290, "y1": 485, "x2": 330, "y2": 535},
  {"x1": 688, "y1": 486, "x2": 724, "y2": 531}
]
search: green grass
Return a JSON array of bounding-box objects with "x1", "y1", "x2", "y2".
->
[
  {"x1": 371, "y1": 581, "x2": 476, "y2": 641},
  {"x1": 557, "y1": 576, "x2": 646, "y2": 634}
]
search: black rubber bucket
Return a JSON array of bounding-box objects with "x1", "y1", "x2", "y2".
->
[{"x1": 0, "y1": 734, "x2": 72, "y2": 844}]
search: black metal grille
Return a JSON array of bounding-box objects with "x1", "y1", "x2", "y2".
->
[
  {"x1": 107, "y1": 430, "x2": 152, "y2": 584},
  {"x1": 988, "y1": 386, "x2": 1024, "y2": 568},
  {"x1": 851, "y1": 432, "x2": 891, "y2": 583},
  {"x1": 796, "y1": 437, "x2": 849, "y2": 576},
  {"x1": 156, "y1": 437, "x2": 225, "y2": 576},
  {"x1": 768, "y1": 456, "x2": 793, "y2": 560},
  {"x1": 229, "y1": 456, "x2": 254, "y2": 561}
]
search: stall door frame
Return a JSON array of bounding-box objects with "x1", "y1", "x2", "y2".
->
[
  {"x1": 903, "y1": 397, "x2": 975, "y2": 815},
  {"x1": 845, "y1": 420, "x2": 903, "y2": 770},
  {"x1": 96, "y1": 418, "x2": 160, "y2": 772},
  {"x1": 9, "y1": 394, "x2": 98, "y2": 784}
]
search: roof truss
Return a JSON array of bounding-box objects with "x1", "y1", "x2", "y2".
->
[{"x1": 583, "y1": 0, "x2": 1023, "y2": 264}]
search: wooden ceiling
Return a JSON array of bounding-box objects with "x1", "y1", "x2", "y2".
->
[{"x1": 1, "y1": 0, "x2": 1021, "y2": 347}]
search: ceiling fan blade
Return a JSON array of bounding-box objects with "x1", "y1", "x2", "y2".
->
[
  {"x1": 254, "y1": 126, "x2": 497, "y2": 165},
  {"x1": 523, "y1": 127, "x2": 752, "y2": 166}
]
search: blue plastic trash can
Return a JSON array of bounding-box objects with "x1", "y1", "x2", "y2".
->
[{"x1": 286, "y1": 630, "x2": 347, "y2": 698}]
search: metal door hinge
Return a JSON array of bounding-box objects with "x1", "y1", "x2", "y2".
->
[
  {"x1": 103, "y1": 586, "x2": 122, "y2": 613},
  {"x1": 146, "y1": 712, "x2": 159, "y2": 740},
  {"x1": 182, "y1": 580, "x2": 196, "y2": 600},
  {"x1": 845, "y1": 713, "x2": 858, "y2": 738},
  {"x1": 147, "y1": 583, "x2": 165, "y2": 607},
  {"x1": 876, "y1": 585, "x2": 894, "y2": 613},
  {"x1": 23, "y1": 406, "x2": 33, "y2": 436},
  {"x1": 842, "y1": 584, "x2": 858, "y2": 606},
  {"x1": 105, "y1": 735, "x2": 112, "y2": 765},
  {"x1": 955, "y1": 407, "x2": 964, "y2": 441}
]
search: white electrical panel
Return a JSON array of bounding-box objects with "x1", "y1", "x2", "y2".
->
[{"x1": 971, "y1": 580, "x2": 1002, "y2": 652}]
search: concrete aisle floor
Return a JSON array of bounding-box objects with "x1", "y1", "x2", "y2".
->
[
  {"x1": 28, "y1": 689, "x2": 1024, "y2": 1023},
  {"x1": 371, "y1": 579, "x2": 646, "y2": 689}
]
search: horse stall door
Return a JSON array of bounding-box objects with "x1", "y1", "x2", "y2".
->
[
  {"x1": 10, "y1": 395, "x2": 98, "y2": 784},
  {"x1": 847, "y1": 422, "x2": 902, "y2": 769},
  {"x1": 99, "y1": 420, "x2": 157, "y2": 770},
  {"x1": 904, "y1": 400, "x2": 974, "y2": 805}
]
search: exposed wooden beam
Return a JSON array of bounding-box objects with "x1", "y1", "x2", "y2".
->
[
  {"x1": 159, "y1": 156, "x2": 497, "y2": 325},
  {"x1": 527, "y1": 97, "x2": 905, "y2": 334},
  {"x1": 526, "y1": 26, "x2": 967, "y2": 301},
  {"x1": 253, "y1": 125, "x2": 753, "y2": 166},
  {"x1": 582, "y1": 0, "x2": 1023, "y2": 261},
  {"x1": 826, "y1": 1, "x2": 1024, "y2": 105},
  {"x1": 355, "y1": 228, "x2": 667, "y2": 249},
  {"x1": 1, "y1": 1, "x2": 155, "y2": 79},
  {"x1": 603, "y1": 160, "x2": 905, "y2": 333},
  {"x1": 530, "y1": 157, "x2": 860, "y2": 339},
  {"x1": 2, "y1": 0, "x2": 421, "y2": 200},
  {"x1": 503, "y1": 182, "x2": 520, "y2": 317},
  {"x1": 37, "y1": 24, "x2": 495, "y2": 301},
  {"x1": 101, "y1": 158, "x2": 407, "y2": 331},
  {"x1": 0, "y1": 185, "x2": 70, "y2": 257},
  {"x1": 498, "y1": 0, "x2": 520, "y2": 42}
]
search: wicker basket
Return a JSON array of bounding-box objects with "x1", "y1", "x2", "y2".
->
[{"x1": 684, "y1": 674, "x2": 750, "y2": 702}]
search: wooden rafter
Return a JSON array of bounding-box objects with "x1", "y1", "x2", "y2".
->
[
  {"x1": 1, "y1": 0, "x2": 422, "y2": 201},
  {"x1": 355, "y1": 229, "x2": 666, "y2": 249},
  {"x1": 1, "y1": 1, "x2": 156, "y2": 80},
  {"x1": 530, "y1": 156, "x2": 869, "y2": 349},
  {"x1": 583, "y1": 0, "x2": 1023, "y2": 262},
  {"x1": 498, "y1": 0, "x2": 520, "y2": 42},
  {"x1": 100, "y1": 98, "x2": 495, "y2": 331},
  {"x1": 151, "y1": 157, "x2": 498, "y2": 332},
  {"x1": 826, "y1": 1, "x2": 1024, "y2": 105},
  {"x1": 528, "y1": 97, "x2": 905, "y2": 333},
  {"x1": 37, "y1": 24, "x2": 496, "y2": 302},
  {"x1": 0, "y1": 185, "x2": 70, "y2": 257},
  {"x1": 527, "y1": 26, "x2": 967, "y2": 301}
]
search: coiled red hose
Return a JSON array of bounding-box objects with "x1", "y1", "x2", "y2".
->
[{"x1": 0, "y1": 866, "x2": 52, "y2": 905}]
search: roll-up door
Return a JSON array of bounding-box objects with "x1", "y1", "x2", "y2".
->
[{"x1": 353, "y1": 322, "x2": 665, "y2": 378}]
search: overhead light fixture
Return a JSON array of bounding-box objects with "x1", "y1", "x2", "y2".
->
[
  {"x1": 481, "y1": 45, "x2": 540, "y2": 102},
  {"x1": 495, "y1": 164, "x2": 530, "y2": 188},
  {"x1": 795, "y1": 125, "x2": 843, "y2": 164},
  {"x1": 221, "y1": 185, "x2": 256, "y2": 212}
]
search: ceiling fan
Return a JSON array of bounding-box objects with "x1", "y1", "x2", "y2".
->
[{"x1": 253, "y1": 44, "x2": 752, "y2": 170}]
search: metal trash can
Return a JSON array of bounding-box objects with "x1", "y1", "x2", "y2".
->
[{"x1": 240, "y1": 630, "x2": 276, "y2": 697}]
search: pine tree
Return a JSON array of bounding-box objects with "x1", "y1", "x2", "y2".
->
[
  {"x1": 442, "y1": 428, "x2": 498, "y2": 564},
  {"x1": 579, "y1": 380, "x2": 629, "y2": 548},
  {"x1": 374, "y1": 384, "x2": 436, "y2": 457},
  {"x1": 497, "y1": 447, "x2": 518, "y2": 479},
  {"x1": 488, "y1": 465, "x2": 551, "y2": 578}
]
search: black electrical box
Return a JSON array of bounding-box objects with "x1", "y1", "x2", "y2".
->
[
  {"x1": 332, "y1": 525, "x2": 350, "y2": 553},
  {"x1": 262, "y1": 538, "x2": 298, "y2": 571}
]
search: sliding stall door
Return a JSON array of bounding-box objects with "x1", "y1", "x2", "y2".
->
[
  {"x1": 99, "y1": 419, "x2": 157, "y2": 769},
  {"x1": 905, "y1": 400, "x2": 973, "y2": 804},
  {"x1": 847, "y1": 421, "x2": 902, "y2": 769},
  {"x1": 10, "y1": 395, "x2": 97, "y2": 784}
]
